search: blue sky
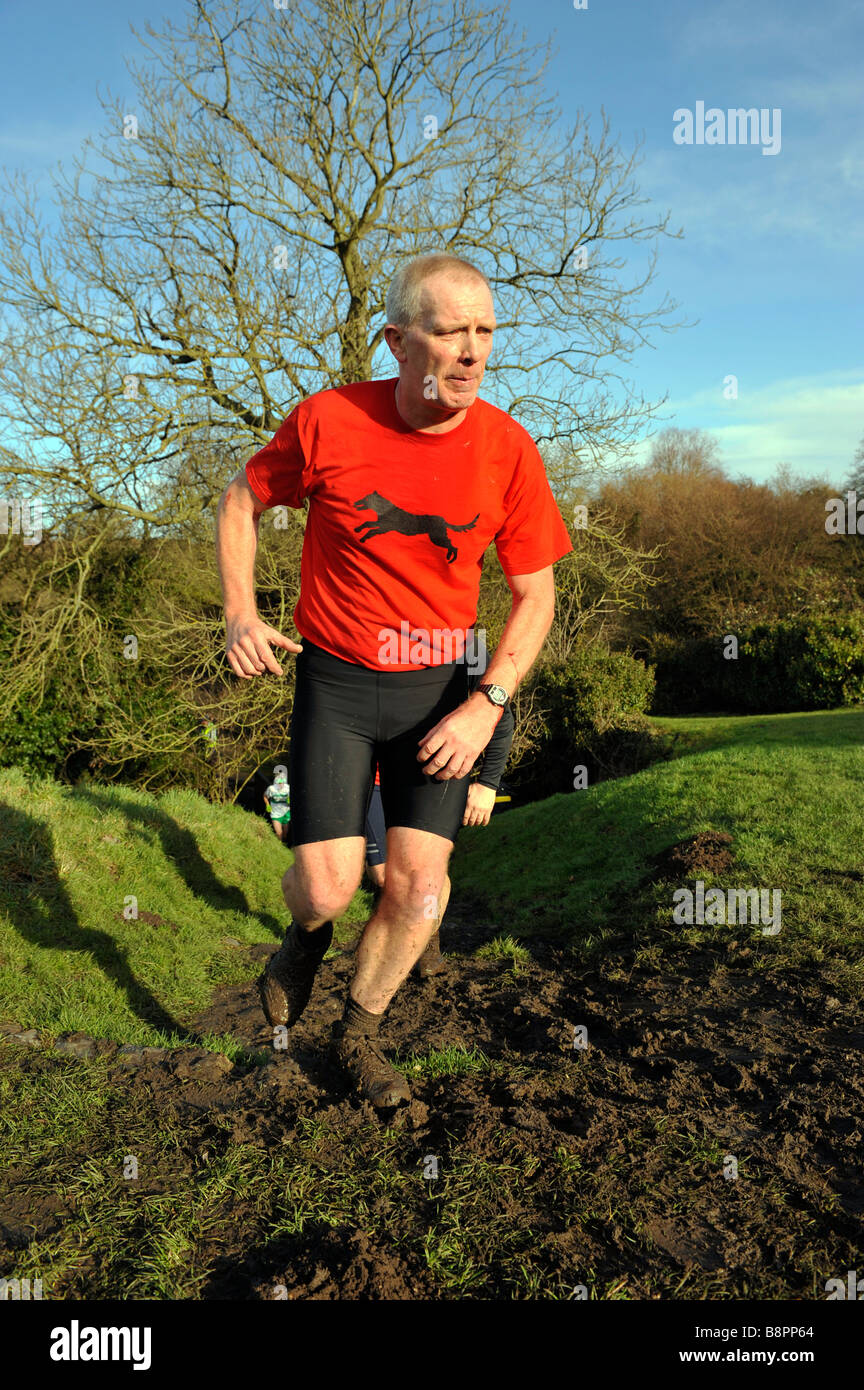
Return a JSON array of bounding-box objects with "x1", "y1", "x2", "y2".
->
[{"x1": 1, "y1": 0, "x2": 861, "y2": 487}]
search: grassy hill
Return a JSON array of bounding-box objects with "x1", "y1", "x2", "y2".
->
[
  {"x1": 450, "y1": 708, "x2": 864, "y2": 993},
  {"x1": 0, "y1": 770, "x2": 372, "y2": 1048},
  {"x1": 2, "y1": 706, "x2": 863, "y2": 1049}
]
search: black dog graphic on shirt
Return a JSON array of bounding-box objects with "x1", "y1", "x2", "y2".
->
[{"x1": 352, "y1": 491, "x2": 479, "y2": 564}]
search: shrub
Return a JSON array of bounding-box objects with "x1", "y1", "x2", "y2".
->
[
  {"x1": 510, "y1": 642, "x2": 663, "y2": 799},
  {"x1": 649, "y1": 615, "x2": 864, "y2": 714}
]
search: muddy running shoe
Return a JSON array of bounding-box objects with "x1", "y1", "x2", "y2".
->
[
  {"x1": 257, "y1": 919, "x2": 333, "y2": 1027},
  {"x1": 413, "y1": 929, "x2": 446, "y2": 979},
  {"x1": 329, "y1": 1022, "x2": 412, "y2": 1108}
]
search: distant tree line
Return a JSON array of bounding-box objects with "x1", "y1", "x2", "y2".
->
[{"x1": 3, "y1": 425, "x2": 861, "y2": 803}]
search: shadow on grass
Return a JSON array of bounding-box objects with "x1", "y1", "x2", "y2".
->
[
  {"x1": 78, "y1": 788, "x2": 283, "y2": 939},
  {"x1": 0, "y1": 801, "x2": 195, "y2": 1039}
]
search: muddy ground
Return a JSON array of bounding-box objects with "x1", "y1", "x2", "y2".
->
[
  {"x1": 2, "y1": 834, "x2": 862, "y2": 1300},
  {"x1": 195, "y1": 942, "x2": 863, "y2": 1296}
]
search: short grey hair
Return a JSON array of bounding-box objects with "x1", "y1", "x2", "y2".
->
[{"x1": 385, "y1": 252, "x2": 492, "y2": 330}]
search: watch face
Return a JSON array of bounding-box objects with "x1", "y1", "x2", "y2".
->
[{"x1": 486, "y1": 684, "x2": 507, "y2": 705}]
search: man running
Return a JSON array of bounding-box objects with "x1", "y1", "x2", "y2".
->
[{"x1": 216, "y1": 251, "x2": 572, "y2": 1108}]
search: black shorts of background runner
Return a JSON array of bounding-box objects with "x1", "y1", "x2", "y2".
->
[
  {"x1": 289, "y1": 639, "x2": 471, "y2": 847},
  {"x1": 365, "y1": 783, "x2": 387, "y2": 866}
]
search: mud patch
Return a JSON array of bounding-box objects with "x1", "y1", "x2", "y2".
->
[
  {"x1": 2, "y1": 903, "x2": 862, "y2": 1300},
  {"x1": 648, "y1": 830, "x2": 735, "y2": 881},
  {"x1": 219, "y1": 1227, "x2": 436, "y2": 1301}
]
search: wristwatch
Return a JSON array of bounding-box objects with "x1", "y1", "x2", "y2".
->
[{"x1": 476, "y1": 682, "x2": 509, "y2": 708}]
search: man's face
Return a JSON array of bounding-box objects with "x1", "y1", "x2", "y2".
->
[{"x1": 387, "y1": 272, "x2": 496, "y2": 415}]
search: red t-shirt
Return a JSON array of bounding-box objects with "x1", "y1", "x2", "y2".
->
[{"x1": 245, "y1": 376, "x2": 573, "y2": 670}]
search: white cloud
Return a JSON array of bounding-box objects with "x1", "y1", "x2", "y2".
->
[
  {"x1": 765, "y1": 73, "x2": 864, "y2": 113},
  {"x1": 0, "y1": 124, "x2": 95, "y2": 164},
  {"x1": 674, "y1": 2, "x2": 858, "y2": 63},
  {"x1": 659, "y1": 370, "x2": 864, "y2": 484},
  {"x1": 651, "y1": 6, "x2": 863, "y2": 251},
  {"x1": 839, "y1": 151, "x2": 864, "y2": 190},
  {"x1": 637, "y1": 139, "x2": 863, "y2": 252}
]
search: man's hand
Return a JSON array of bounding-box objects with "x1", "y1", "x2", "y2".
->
[
  {"x1": 417, "y1": 694, "x2": 500, "y2": 780},
  {"x1": 463, "y1": 782, "x2": 496, "y2": 827},
  {"x1": 225, "y1": 613, "x2": 303, "y2": 680}
]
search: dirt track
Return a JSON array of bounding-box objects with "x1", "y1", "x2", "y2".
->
[
  {"x1": 2, "y1": 834, "x2": 862, "y2": 1299},
  {"x1": 186, "y1": 907, "x2": 863, "y2": 1297}
]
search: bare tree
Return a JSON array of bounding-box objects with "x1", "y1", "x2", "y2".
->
[
  {"x1": 0, "y1": 0, "x2": 686, "y2": 796},
  {"x1": 646, "y1": 426, "x2": 724, "y2": 478},
  {"x1": 0, "y1": 0, "x2": 682, "y2": 533}
]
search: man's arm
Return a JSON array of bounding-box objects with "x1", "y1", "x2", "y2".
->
[
  {"x1": 473, "y1": 567, "x2": 556, "y2": 705},
  {"x1": 417, "y1": 566, "x2": 555, "y2": 781},
  {"x1": 216, "y1": 468, "x2": 302, "y2": 680}
]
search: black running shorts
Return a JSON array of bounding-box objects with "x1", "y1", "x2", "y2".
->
[{"x1": 288, "y1": 639, "x2": 471, "y2": 847}]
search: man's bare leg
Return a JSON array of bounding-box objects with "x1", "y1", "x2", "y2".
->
[
  {"x1": 414, "y1": 872, "x2": 450, "y2": 977},
  {"x1": 259, "y1": 837, "x2": 365, "y2": 1027},
  {"x1": 328, "y1": 827, "x2": 453, "y2": 1106},
  {"x1": 438, "y1": 873, "x2": 451, "y2": 921},
  {"x1": 281, "y1": 836, "x2": 366, "y2": 928},
  {"x1": 350, "y1": 827, "x2": 453, "y2": 1013}
]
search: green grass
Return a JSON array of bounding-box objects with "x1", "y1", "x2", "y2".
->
[
  {"x1": 651, "y1": 707, "x2": 864, "y2": 755},
  {"x1": 392, "y1": 1043, "x2": 499, "y2": 1078},
  {"x1": 450, "y1": 707, "x2": 864, "y2": 991},
  {"x1": 3, "y1": 706, "x2": 864, "y2": 1044},
  {"x1": 0, "y1": 1050, "x2": 581, "y2": 1299},
  {"x1": 476, "y1": 934, "x2": 531, "y2": 968},
  {"x1": 0, "y1": 768, "x2": 371, "y2": 1045}
]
